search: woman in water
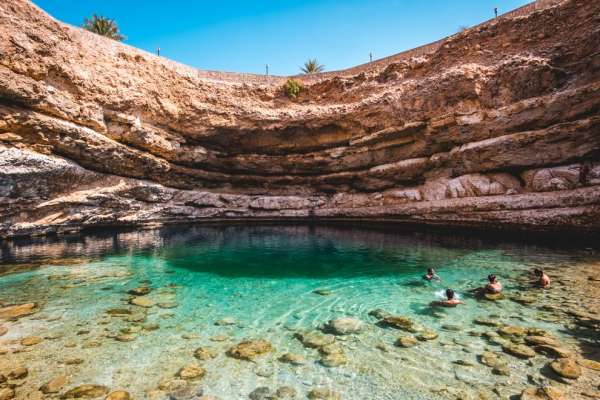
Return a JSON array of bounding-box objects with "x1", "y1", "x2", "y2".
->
[
  {"x1": 423, "y1": 268, "x2": 441, "y2": 282},
  {"x1": 432, "y1": 289, "x2": 463, "y2": 307},
  {"x1": 533, "y1": 268, "x2": 551, "y2": 288}
]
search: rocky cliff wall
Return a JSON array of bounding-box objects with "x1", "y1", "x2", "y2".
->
[{"x1": 0, "y1": 0, "x2": 599, "y2": 238}]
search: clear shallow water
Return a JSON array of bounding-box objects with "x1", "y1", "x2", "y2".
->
[{"x1": 0, "y1": 225, "x2": 598, "y2": 399}]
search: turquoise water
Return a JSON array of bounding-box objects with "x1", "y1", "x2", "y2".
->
[{"x1": 0, "y1": 225, "x2": 597, "y2": 399}]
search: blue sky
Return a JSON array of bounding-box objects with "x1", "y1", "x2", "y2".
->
[{"x1": 33, "y1": 0, "x2": 530, "y2": 76}]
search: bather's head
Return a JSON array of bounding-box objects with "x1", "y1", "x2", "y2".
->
[
  {"x1": 534, "y1": 268, "x2": 543, "y2": 276},
  {"x1": 488, "y1": 274, "x2": 497, "y2": 283},
  {"x1": 446, "y1": 288, "x2": 455, "y2": 300},
  {"x1": 427, "y1": 268, "x2": 435, "y2": 275}
]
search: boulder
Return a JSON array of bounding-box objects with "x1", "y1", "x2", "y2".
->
[
  {"x1": 549, "y1": 358, "x2": 581, "y2": 379},
  {"x1": 129, "y1": 296, "x2": 154, "y2": 308},
  {"x1": 227, "y1": 340, "x2": 273, "y2": 360},
  {"x1": 105, "y1": 391, "x2": 131, "y2": 400},
  {"x1": 40, "y1": 376, "x2": 69, "y2": 394},
  {"x1": 127, "y1": 287, "x2": 151, "y2": 296},
  {"x1": 278, "y1": 353, "x2": 306, "y2": 365},
  {"x1": 295, "y1": 331, "x2": 335, "y2": 348},
  {"x1": 177, "y1": 364, "x2": 206, "y2": 380},
  {"x1": 502, "y1": 344, "x2": 536, "y2": 359},
  {"x1": 395, "y1": 336, "x2": 418, "y2": 348},
  {"x1": 320, "y1": 352, "x2": 347, "y2": 367},
  {"x1": 380, "y1": 315, "x2": 413, "y2": 330},
  {"x1": 324, "y1": 317, "x2": 363, "y2": 335},
  {"x1": 307, "y1": 388, "x2": 341, "y2": 400},
  {"x1": 519, "y1": 386, "x2": 565, "y2": 400},
  {"x1": 0, "y1": 388, "x2": 15, "y2": 400},
  {"x1": 62, "y1": 385, "x2": 109, "y2": 398},
  {"x1": 193, "y1": 346, "x2": 218, "y2": 360},
  {"x1": 0, "y1": 303, "x2": 37, "y2": 320}
]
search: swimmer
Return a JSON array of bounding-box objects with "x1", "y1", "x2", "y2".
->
[
  {"x1": 431, "y1": 289, "x2": 463, "y2": 307},
  {"x1": 485, "y1": 274, "x2": 503, "y2": 294},
  {"x1": 533, "y1": 268, "x2": 550, "y2": 288},
  {"x1": 423, "y1": 268, "x2": 441, "y2": 282}
]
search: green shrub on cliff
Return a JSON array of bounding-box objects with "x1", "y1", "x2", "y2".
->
[
  {"x1": 83, "y1": 15, "x2": 125, "y2": 41},
  {"x1": 284, "y1": 79, "x2": 302, "y2": 99}
]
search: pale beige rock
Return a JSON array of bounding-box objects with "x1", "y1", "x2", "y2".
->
[{"x1": 0, "y1": 0, "x2": 599, "y2": 237}]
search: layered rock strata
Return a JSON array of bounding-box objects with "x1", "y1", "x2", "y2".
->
[{"x1": 0, "y1": 0, "x2": 599, "y2": 238}]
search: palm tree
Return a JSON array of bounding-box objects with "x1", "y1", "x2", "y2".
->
[
  {"x1": 83, "y1": 15, "x2": 125, "y2": 41},
  {"x1": 301, "y1": 59, "x2": 325, "y2": 74}
]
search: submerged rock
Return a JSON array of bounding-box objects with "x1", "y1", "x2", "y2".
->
[
  {"x1": 40, "y1": 375, "x2": 68, "y2": 394},
  {"x1": 368, "y1": 309, "x2": 391, "y2": 319},
  {"x1": 193, "y1": 346, "x2": 218, "y2": 360},
  {"x1": 20, "y1": 336, "x2": 43, "y2": 346},
  {"x1": 380, "y1": 315, "x2": 413, "y2": 330},
  {"x1": 519, "y1": 386, "x2": 565, "y2": 400},
  {"x1": 295, "y1": 331, "x2": 335, "y2": 348},
  {"x1": 0, "y1": 303, "x2": 37, "y2": 320},
  {"x1": 313, "y1": 289, "x2": 332, "y2": 296},
  {"x1": 249, "y1": 387, "x2": 273, "y2": 400},
  {"x1": 215, "y1": 317, "x2": 236, "y2": 326},
  {"x1": 0, "y1": 388, "x2": 15, "y2": 400},
  {"x1": 9, "y1": 367, "x2": 28, "y2": 379},
  {"x1": 129, "y1": 296, "x2": 155, "y2": 308},
  {"x1": 578, "y1": 358, "x2": 600, "y2": 371},
  {"x1": 177, "y1": 364, "x2": 206, "y2": 380},
  {"x1": 105, "y1": 391, "x2": 131, "y2": 400},
  {"x1": 502, "y1": 344, "x2": 536, "y2": 359},
  {"x1": 549, "y1": 358, "x2": 581, "y2": 379},
  {"x1": 128, "y1": 287, "x2": 151, "y2": 296},
  {"x1": 275, "y1": 386, "x2": 297, "y2": 399},
  {"x1": 498, "y1": 325, "x2": 527, "y2": 338},
  {"x1": 62, "y1": 384, "x2": 109, "y2": 398},
  {"x1": 395, "y1": 336, "x2": 418, "y2": 348},
  {"x1": 320, "y1": 352, "x2": 347, "y2": 367},
  {"x1": 278, "y1": 353, "x2": 306, "y2": 365},
  {"x1": 416, "y1": 329, "x2": 438, "y2": 341},
  {"x1": 307, "y1": 388, "x2": 341, "y2": 400},
  {"x1": 227, "y1": 340, "x2": 273, "y2": 360},
  {"x1": 324, "y1": 317, "x2": 363, "y2": 335}
]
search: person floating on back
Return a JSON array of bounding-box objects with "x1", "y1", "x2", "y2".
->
[
  {"x1": 533, "y1": 268, "x2": 551, "y2": 288},
  {"x1": 431, "y1": 289, "x2": 463, "y2": 307},
  {"x1": 423, "y1": 268, "x2": 441, "y2": 282}
]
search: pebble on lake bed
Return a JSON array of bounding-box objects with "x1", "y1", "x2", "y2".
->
[
  {"x1": 105, "y1": 391, "x2": 131, "y2": 400},
  {"x1": 549, "y1": 358, "x2": 581, "y2": 379},
  {"x1": 61, "y1": 384, "x2": 109, "y2": 399},
  {"x1": 307, "y1": 388, "x2": 341, "y2": 400},
  {"x1": 177, "y1": 364, "x2": 206, "y2": 380},
  {"x1": 0, "y1": 303, "x2": 37, "y2": 319},
  {"x1": 227, "y1": 339, "x2": 273, "y2": 360},
  {"x1": 39, "y1": 375, "x2": 69, "y2": 394},
  {"x1": 324, "y1": 317, "x2": 363, "y2": 335}
]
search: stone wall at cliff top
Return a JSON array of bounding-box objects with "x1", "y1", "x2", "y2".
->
[{"x1": 0, "y1": 0, "x2": 599, "y2": 238}]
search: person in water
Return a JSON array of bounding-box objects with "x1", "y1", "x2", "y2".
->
[
  {"x1": 533, "y1": 268, "x2": 551, "y2": 288},
  {"x1": 423, "y1": 268, "x2": 441, "y2": 282},
  {"x1": 432, "y1": 289, "x2": 463, "y2": 307},
  {"x1": 485, "y1": 274, "x2": 503, "y2": 293}
]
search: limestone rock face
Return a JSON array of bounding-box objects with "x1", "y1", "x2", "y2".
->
[{"x1": 1, "y1": 0, "x2": 600, "y2": 237}]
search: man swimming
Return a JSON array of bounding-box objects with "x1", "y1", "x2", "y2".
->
[
  {"x1": 533, "y1": 268, "x2": 551, "y2": 288},
  {"x1": 432, "y1": 289, "x2": 463, "y2": 307},
  {"x1": 423, "y1": 268, "x2": 441, "y2": 282}
]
